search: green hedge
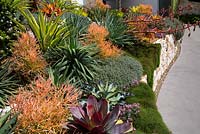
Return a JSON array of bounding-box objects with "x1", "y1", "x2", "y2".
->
[
  {"x1": 124, "y1": 43, "x2": 161, "y2": 87},
  {"x1": 126, "y1": 83, "x2": 170, "y2": 134},
  {"x1": 178, "y1": 14, "x2": 200, "y2": 24}
]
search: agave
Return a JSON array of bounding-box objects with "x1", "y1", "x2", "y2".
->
[
  {"x1": 61, "y1": 13, "x2": 91, "y2": 40},
  {"x1": 66, "y1": 95, "x2": 132, "y2": 134},
  {"x1": 89, "y1": 82, "x2": 124, "y2": 107},
  {"x1": 45, "y1": 41, "x2": 98, "y2": 85}
]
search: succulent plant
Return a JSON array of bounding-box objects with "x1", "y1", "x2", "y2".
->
[
  {"x1": 66, "y1": 95, "x2": 132, "y2": 134},
  {"x1": 89, "y1": 82, "x2": 124, "y2": 107},
  {"x1": 45, "y1": 41, "x2": 98, "y2": 86}
]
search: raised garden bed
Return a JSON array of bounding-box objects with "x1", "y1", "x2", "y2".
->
[{"x1": 0, "y1": 1, "x2": 189, "y2": 134}]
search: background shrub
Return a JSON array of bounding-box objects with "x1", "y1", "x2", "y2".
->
[
  {"x1": 164, "y1": 17, "x2": 185, "y2": 40},
  {"x1": 178, "y1": 14, "x2": 200, "y2": 24},
  {"x1": 94, "y1": 55, "x2": 143, "y2": 89},
  {"x1": 0, "y1": 0, "x2": 20, "y2": 59}
]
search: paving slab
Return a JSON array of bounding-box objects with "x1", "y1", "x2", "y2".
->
[{"x1": 157, "y1": 27, "x2": 200, "y2": 134}]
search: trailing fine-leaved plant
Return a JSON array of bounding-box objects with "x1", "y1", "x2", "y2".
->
[
  {"x1": 66, "y1": 95, "x2": 132, "y2": 134},
  {"x1": 94, "y1": 55, "x2": 143, "y2": 89},
  {"x1": 18, "y1": 9, "x2": 69, "y2": 51}
]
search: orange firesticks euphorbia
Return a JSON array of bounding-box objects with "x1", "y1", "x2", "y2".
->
[
  {"x1": 87, "y1": 23, "x2": 121, "y2": 58},
  {"x1": 9, "y1": 76, "x2": 80, "y2": 134}
]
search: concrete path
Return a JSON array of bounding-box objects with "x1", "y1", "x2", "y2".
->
[{"x1": 157, "y1": 27, "x2": 200, "y2": 134}]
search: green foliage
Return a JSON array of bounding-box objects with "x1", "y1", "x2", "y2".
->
[
  {"x1": 104, "y1": 13, "x2": 135, "y2": 47},
  {"x1": 164, "y1": 17, "x2": 184, "y2": 40},
  {"x1": 178, "y1": 14, "x2": 200, "y2": 24},
  {"x1": 89, "y1": 9, "x2": 135, "y2": 47},
  {"x1": 89, "y1": 82, "x2": 124, "y2": 107},
  {"x1": 0, "y1": 0, "x2": 29, "y2": 58},
  {"x1": 62, "y1": 13, "x2": 91, "y2": 40},
  {"x1": 67, "y1": 95, "x2": 132, "y2": 134},
  {"x1": 0, "y1": 111, "x2": 18, "y2": 134},
  {"x1": 171, "y1": 0, "x2": 179, "y2": 13},
  {"x1": 0, "y1": 62, "x2": 18, "y2": 108},
  {"x1": 126, "y1": 83, "x2": 170, "y2": 134},
  {"x1": 0, "y1": 0, "x2": 18, "y2": 59},
  {"x1": 69, "y1": 6, "x2": 88, "y2": 17},
  {"x1": 94, "y1": 55, "x2": 143, "y2": 89},
  {"x1": 126, "y1": 83, "x2": 156, "y2": 109},
  {"x1": 135, "y1": 108, "x2": 170, "y2": 134},
  {"x1": 45, "y1": 41, "x2": 98, "y2": 85},
  {"x1": 48, "y1": 67, "x2": 69, "y2": 87},
  {"x1": 0, "y1": 0, "x2": 30, "y2": 10},
  {"x1": 87, "y1": 8, "x2": 108, "y2": 23},
  {"x1": 18, "y1": 9, "x2": 69, "y2": 51},
  {"x1": 111, "y1": 10, "x2": 124, "y2": 18},
  {"x1": 125, "y1": 43, "x2": 161, "y2": 87}
]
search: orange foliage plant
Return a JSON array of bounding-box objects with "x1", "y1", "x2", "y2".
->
[
  {"x1": 87, "y1": 23, "x2": 121, "y2": 57},
  {"x1": 95, "y1": 0, "x2": 110, "y2": 9},
  {"x1": 10, "y1": 32, "x2": 47, "y2": 78},
  {"x1": 138, "y1": 4, "x2": 153, "y2": 15},
  {"x1": 40, "y1": 2, "x2": 62, "y2": 17},
  {"x1": 127, "y1": 4, "x2": 163, "y2": 42},
  {"x1": 9, "y1": 76, "x2": 80, "y2": 134},
  {"x1": 86, "y1": 0, "x2": 110, "y2": 10}
]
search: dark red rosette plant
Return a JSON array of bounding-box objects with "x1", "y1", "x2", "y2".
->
[{"x1": 66, "y1": 95, "x2": 132, "y2": 134}]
